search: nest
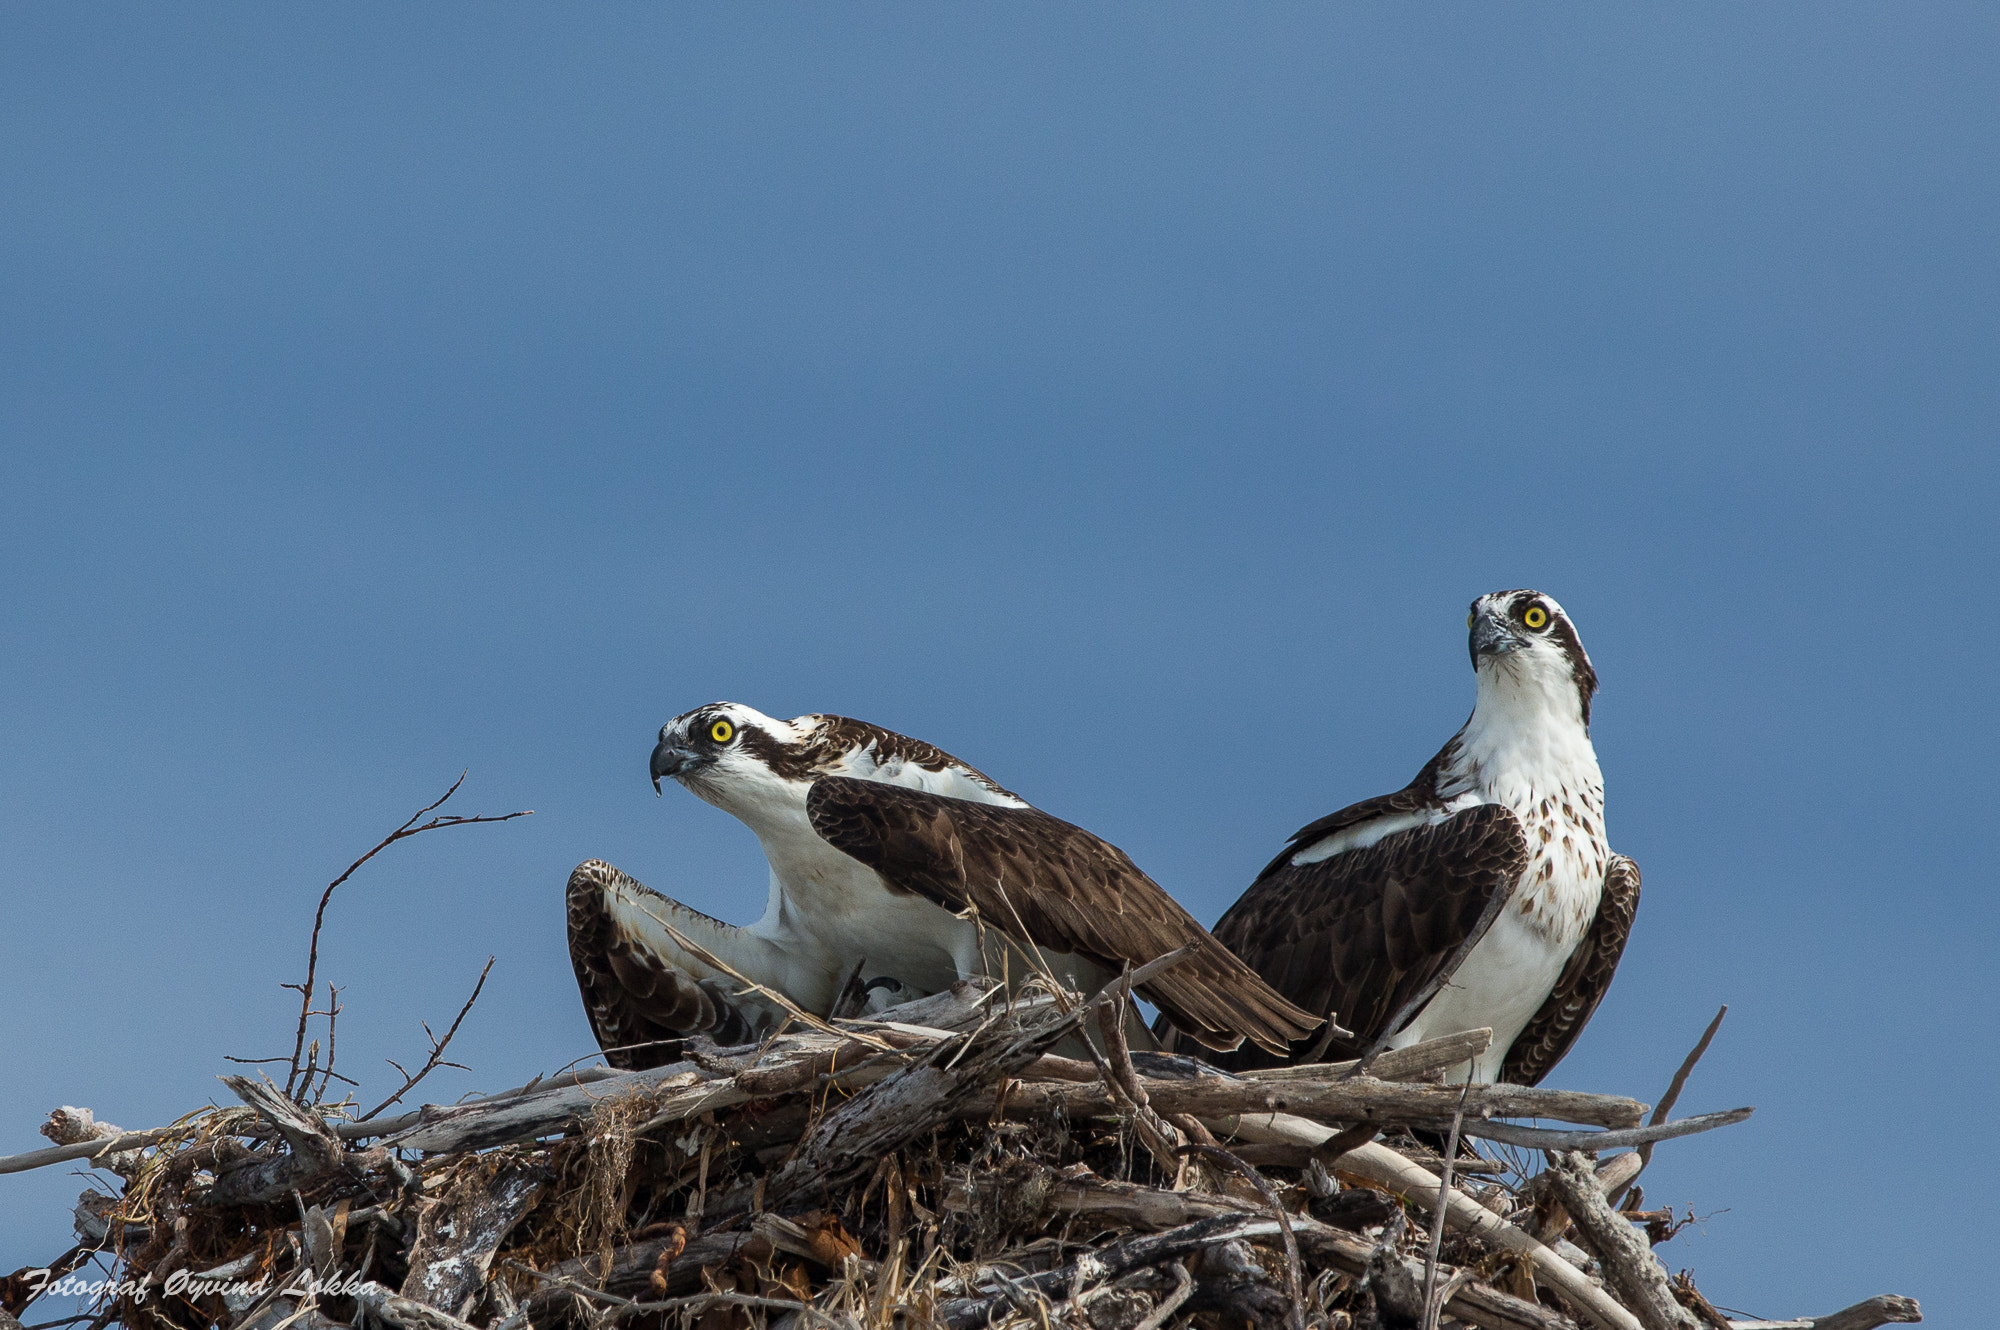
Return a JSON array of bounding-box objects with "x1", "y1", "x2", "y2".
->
[
  {"x1": 0, "y1": 789, "x2": 1921, "y2": 1330},
  {"x1": 0, "y1": 975, "x2": 1924, "y2": 1330}
]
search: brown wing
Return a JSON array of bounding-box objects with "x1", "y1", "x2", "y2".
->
[
  {"x1": 1501, "y1": 854, "x2": 1640, "y2": 1086},
  {"x1": 566, "y1": 859, "x2": 781, "y2": 1069},
  {"x1": 1204, "y1": 802, "x2": 1530, "y2": 1071},
  {"x1": 804, "y1": 777, "x2": 1321, "y2": 1056}
]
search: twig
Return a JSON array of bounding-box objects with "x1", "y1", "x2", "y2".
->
[
  {"x1": 1090, "y1": 968, "x2": 1186, "y2": 1178},
  {"x1": 1177, "y1": 1143, "x2": 1303, "y2": 1330},
  {"x1": 1130, "y1": 1264, "x2": 1194, "y2": 1330},
  {"x1": 503, "y1": 1258, "x2": 844, "y2": 1328},
  {"x1": 316, "y1": 984, "x2": 344, "y2": 1103},
  {"x1": 1631, "y1": 1006, "x2": 1726, "y2": 1186},
  {"x1": 356, "y1": 957, "x2": 495, "y2": 1121},
  {"x1": 1296, "y1": 1000, "x2": 1349, "y2": 1065},
  {"x1": 282, "y1": 773, "x2": 530, "y2": 1099},
  {"x1": 1427, "y1": 1107, "x2": 1754, "y2": 1153},
  {"x1": 1544, "y1": 1151, "x2": 1698, "y2": 1330},
  {"x1": 1421, "y1": 1078, "x2": 1471, "y2": 1330}
]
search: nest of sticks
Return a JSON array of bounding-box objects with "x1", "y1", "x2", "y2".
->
[{"x1": 0, "y1": 785, "x2": 1923, "y2": 1330}]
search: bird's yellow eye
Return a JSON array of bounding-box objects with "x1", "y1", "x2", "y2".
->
[
  {"x1": 1467, "y1": 611, "x2": 1476, "y2": 628},
  {"x1": 710, "y1": 719, "x2": 735, "y2": 744},
  {"x1": 1523, "y1": 605, "x2": 1549, "y2": 630}
]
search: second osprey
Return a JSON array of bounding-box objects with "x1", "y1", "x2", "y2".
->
[
  {"x1": 569, "y1": 704, "x2": 1321, "y2": 1067},
  {"x1": 1198, "y1": 589, "x2": 1640, "y2": 1083}
]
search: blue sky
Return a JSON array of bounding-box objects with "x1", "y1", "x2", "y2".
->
[{"x1": 2, "y1": 4, "x2": 1994, "y2": 1321}]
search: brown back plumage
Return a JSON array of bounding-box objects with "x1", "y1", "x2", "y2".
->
[
  {"x1": 805, "y1": 776, "x2": 1321, "y2": 1056},
  {"x1": 1203, "y1": 802, "x2": 1530, "y2": 1071}
]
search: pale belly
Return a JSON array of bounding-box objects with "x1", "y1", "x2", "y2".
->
[
  {"x1": 767, "y1": 873, "x2": 971, "y2": 1008},
  {"x1": 769, "y1": 853, "x2": 1146, "y2": 1047},
  {"x1": 1389, "y1": 907, "x2": 1574, "y2": 1082}
]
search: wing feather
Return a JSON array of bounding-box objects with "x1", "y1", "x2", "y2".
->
[
  {"x1": 1500, "y1": 854, "x2": 1640, "y2": 1086},
  {"x1": 804, "y1": 776, "x2": 1321, "y2": 1056},
  {"x1": 566, "y1": 859, "x2": 787, "y2": 1069},
  {"x1": 1204, "y1": 802, "x2": 1529, "y2": 1070}
]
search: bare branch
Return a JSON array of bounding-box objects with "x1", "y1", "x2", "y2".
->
[
  {"x1": 1177, "y1": 1142, "x2": 1304, "y2": 1330},
  {"x1": 356, "y1": 956, "x2": 496, "y2": 1121},
  {"x1": 1422, "y1": 1079, "x2": 1472, "y2": 1330},
  {"x1": 282, "y1": 773, "x2": 530, "y2": 1099},
  {"x1": 1420, "y1": 1107, "x2": 1755, "y2": 1153},
  {"x1": 1635, "y1": 1006, "x2": 1727, "y2": 1180}
]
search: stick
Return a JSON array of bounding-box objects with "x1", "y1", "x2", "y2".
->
[
  {"x1": 1422, "y1": 1080, "x2": 1471, "y2": 1330},
  {"x1": 351, "y1": 1282, "x2": 484, "y2": 1330},
  {"x1": 1178, "y1": 1143, "x2": 1303, "y2": 1330},
  {"x1": 356, "y1": 956, "x2": 495, "y2": 1121},
  {"x1": 1803, "y1": 1295, "x2": 1923, "y2": 1330},
  {"x1": 1131, "y1": 1265, "x2": 1194, "y2": 1330},
  {"x1": 200, "y1": 1075, "x2": 354, "y2": 1207},
  {"x1": 763, "y1": 994, "x2": 1089, "y2": 1210},
  {"x1": 1725, "y1": 1296, "x2": 1923, "y2": 1330},
  {"x1": 1631, "y1": 1006, "x2": 1726, "y2": 1192},
  {"x1": 399, "y1": 1160, "x2": 549, "y2": 1312},
  {"x1": 282, "y1": 774, "x2": 530, "y2": 1099},
  {"x1": 1543, "y1": 1151, "x2": 1698, "y2": 1330},
  {"x1": 1091, "y1": 970, "x2": 1186, "y2": 1178},
  {"x1": 1241, "y1": 1028, "x2": 1493, "y2": 1084},
  {"x1": 1428, "y1": 1108, "x2": 1754, "y2": 1153},
  {"x1": 980, "y1": 1072, "x2": 1645, "y2": 1130},
  {"x1": 939, "y1": 1214, "x2": 1283, "y2": 1329},
  {"x1": 1198, "y1": 1111, "x2": 1640, "y2": 1330},
  {"x1": 0, "y1": 1128, "x2": 186, "y2": 1178}
]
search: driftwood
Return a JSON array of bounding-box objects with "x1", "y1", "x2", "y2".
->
[
  {"x1": 1240, "y1": 1027, "x2": 1494, "y2": 1083},
  {"x1": 199, "y1": 1075, "x2": 358, "y2": 1207},
  {"x1": 1544, "y1": 1150, "x2": 1699, "y2": 1330},
  {"x1": 401, "y1": 1161, "x2": 551, "y2": 1314},
  {"x1": 946, "y1": 1166, "x2": 1576, "y2": 1330},
  {"x1": 0, "y1": 1127, "x2": 186, "y2": 1178},
  {"x1": 978, "y1": 1071, "x2": 1646, "y2": 1130},
  {"x1": 353, "y1": 1282, "x2": 484, "y2": 1330},
  {"x1": 763, "y1": 994, "x2": 1086, "y2": 1208},
  {"x1": 3, "y1": 977, "x2": 1919, "y2": 1330},
  {"x1": 1439, "y1": 1106, "x2": 1755, "y2": 1153},
  {"x1": 1726, "y1": 1295, "x2": 1924, "y2": 1330}
]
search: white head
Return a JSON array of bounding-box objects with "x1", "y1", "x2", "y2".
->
[
  {"x1": 1466, "y1": 589, "x2": 1598, "y2": 731},
  {"x1": 648, "y1": 702, "x2": 1024, "y2": 834}
]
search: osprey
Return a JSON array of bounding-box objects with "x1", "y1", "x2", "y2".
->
[
  {"x1": 1192, "y1": 590, "x2": 1639, "y2": 1083},
  {"x1": 568, "y1": 704, "x2": 1320, "y2": 1069}
]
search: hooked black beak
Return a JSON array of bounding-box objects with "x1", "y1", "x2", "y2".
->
[
  {"x1": 650, "y1": 738, "x2": 695, "y2": 794},
  {"x1": 1468, "y1": 611, "x2": 1521, "y2": 668}
]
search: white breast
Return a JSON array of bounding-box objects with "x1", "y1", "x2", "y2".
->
[{"x1": 1401, "y1": 680, "x2": 1609, "y2": 1079}]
